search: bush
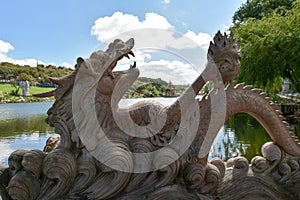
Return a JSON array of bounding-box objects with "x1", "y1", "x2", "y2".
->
[{"x1": 0, "y1": 90, "x2": 3, "y2": 100}]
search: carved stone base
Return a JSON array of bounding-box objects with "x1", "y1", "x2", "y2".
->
[{"x1": 1, "y1": 141, "x2": 299, "y2": 199}]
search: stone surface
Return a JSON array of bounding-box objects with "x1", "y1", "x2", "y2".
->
[
  {"x1": 1, "y1": 31, "x2": 300, "y2": 200},
  {"x1": 282, "y1": 78, "x2": 291, "y2": 93},
  {"x1": 19, "y1": 80, "x2": 30, "y2": 96}
]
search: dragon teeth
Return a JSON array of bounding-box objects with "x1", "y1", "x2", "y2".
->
[
  {"x1": 128, "y1": 51, "x2": 135, "y2": 57},
  {"x1": 130, "y1": 61, "x2": 136, "y2": 69}
]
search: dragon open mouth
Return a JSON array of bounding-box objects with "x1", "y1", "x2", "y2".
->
[
  {"x1": 33, "y1": 38, "x2": 138, "y2": 99},
  {"x1": 114, "y1": 51, "x2": 137, "y2": 74},
  {"x1": 104, "y1": 38, "x2": 138, "y2": 77}
]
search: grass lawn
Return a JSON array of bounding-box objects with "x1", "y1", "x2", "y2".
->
[
  {"x1": 29, "y1": 86, "x2": 55, "y2": 95},
  {"x1": 0, "y1": 84, "x2": 16, "y2": 96},
  {"x1": 0, "y1": 83, "x2": 54, "y2": 101}
]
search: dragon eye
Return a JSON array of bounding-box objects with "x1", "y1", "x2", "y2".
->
[{"x1": 224, "y1": 58, "x2": 231, "y2": 64}]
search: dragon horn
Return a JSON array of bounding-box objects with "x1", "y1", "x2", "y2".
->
[
  {"x1": 49, "y1": 77, "x2": 64, "y2": 85},
  {"x1": 32, "y1": 90, "x2": 55, "y2": 97}
]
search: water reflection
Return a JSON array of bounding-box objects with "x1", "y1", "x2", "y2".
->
[
  {"x1": 0, "y1": 114, "x2": 55, "y2": 166},
  {"x1": 210, "y1": 113, "x2": 300, "y2": 161},
  {"x1": 0, "y1": 115, "x2": 54, "y2": 136},
  {"x1": 0, "y1": 102, "x2": 53, "y2": 120},
  {"x1": 1, "y1": 101, "x2": 300, "y2": 166}
]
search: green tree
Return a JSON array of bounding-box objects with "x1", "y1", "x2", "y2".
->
[
  {"x1": 0, "y1": 61, "x2": 73, "y2": 85},
  {"x1": 143, "y1": 85, "x2": 160, "y2": 97},
  {"x1": 18, "y1": 72, "x2": 33, "y2": 82},
  {"x1": 233, "y1": 0, "x2": 295, "y2": 23},
  {"x1": 231, "y1": 0, "x2": 300, "y2": 93},
  {"x1": 136, "y1": 83, "x2": 162, "y2": 97}
]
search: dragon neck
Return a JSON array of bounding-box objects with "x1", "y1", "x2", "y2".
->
[
  {"x1": 226, "y1": 83, "x2": 300, "y2": 156},
  {"x1": 164, "y1": 65, "x2": 207, "y2": 127}
]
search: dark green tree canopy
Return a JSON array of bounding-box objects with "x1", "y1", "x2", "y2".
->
[
  {"x1": 231, "y1": 0, "x2": 300, "y2": 93},
  {"x1": 233, "y1": 0, "x2": 295, "y2": 23},
  {"x1": 0, "y1": 62, "x2": 73, "y2": 84}
]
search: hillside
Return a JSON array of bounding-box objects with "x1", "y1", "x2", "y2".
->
[
  {"x1": 124, "y1": 77, "x2": 189, "y2": 98},
  {"x1": 0, "y1": 62, "x2": 73, "y2": 84},
  {"x1": 0, "y1": 61, "x2": 190, "y2": 100}
]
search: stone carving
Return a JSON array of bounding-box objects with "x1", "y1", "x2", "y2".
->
[
  {"x1": 19, "y1": 80, "x2": 30, "y2": 96},
  {"x1": 1, "y1": 31, "x2": 300, "y2": 199},
  {"x1": 282, "y1": 78, "x2": 291, "y2": 93},
  {"x1": 43, "y1": 136, "x2": 60, "y2": 153}
]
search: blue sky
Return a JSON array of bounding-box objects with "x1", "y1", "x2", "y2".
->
[{"x1": 0, "y1": 0, "x2": 245, "y2": 84}]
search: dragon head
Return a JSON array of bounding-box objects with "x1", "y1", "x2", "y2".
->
[
  {"x1": 208, "y1": 31, "x2": 241, "y2": 83},
  {"x1": 88, "y1": 38, "x2": 137, "y2": 78},
  {"x1": 80, "y1": 38, "x2": 139, "y2": 98},
  {"x1": 34, "y1": 38, "x2": 139, "y2": 100}
]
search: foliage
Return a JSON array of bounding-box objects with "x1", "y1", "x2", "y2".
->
[
  {"x1": 231, "y1": 0, "x2": 300, "y2": 93},
  {"x1": 137, "y1": 84, "x2": 161, "y2": 98},
  {"x1": 0, "y1": 115, "x2": 54, "y2": 137},
  {"x1": 9, "y1": 79, "x2": 21, "y2": 96},
  {"x1": 18, "y1": 72, "x2": 33, "y2": 82},
  {"x1": 0, "y1": 61, "x2": 190, "y2": 99},
  {"x1": 123, "y1": 77, "x2": 189, "y2": 98},
  {"x1": 233, "y1": 0, "x2": 295, "y2": 23},
  {"x1": 0, "y1": 90, "x2": 3, "y2": 100},
  {"x1": 137, "y1": 77, "x2": 168, "y2": 87},
  {"x1": 125, "y1": 78, "x2": 168, "y2": 98},
  {"x1": 0, "y1": 62, "x2": 73, "y2": 84}
]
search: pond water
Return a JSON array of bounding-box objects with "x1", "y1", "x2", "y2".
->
[
  {"x1": 0, "y1": 99, "x2": 299, "y2": 166},
  {"x1": 0, "y1": 102, "x2": 55, "y2": 166}
]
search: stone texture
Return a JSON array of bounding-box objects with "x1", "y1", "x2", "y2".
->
[{"x1": 1, "y1": 31, "x2": 299, "y2": 200}]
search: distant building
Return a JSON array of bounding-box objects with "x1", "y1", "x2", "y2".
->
[{"x1": 165, "y1": 81, "x2": 176, "y2": 97}]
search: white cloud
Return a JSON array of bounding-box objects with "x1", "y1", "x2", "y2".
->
[
  {"x1": 0, "y1": 39, "x2": 72, "y2": 68},
  {"x1": 0, "y1": 39, "x2": 37, "y2": 66},
  {"x1": 7, "y1": 58, "x2": 39, "y2": 67},
  {"x1": 138, "y1": 59, "x2": 198, "y2": 85},
  {"x1": 114, "y1": 54, "x2": 201, "y2": 85},
  {"x1": 162, "y1": 0, "x2": 171, "y2": 4},
  {"x1": 91, "y1": 12, "x2": 212, "y2": 51},
  {"x1": 91, "y1": 12, "x2": 173, "y2": 42},
  {"x1": 60, "y1": 62, "x2": 73, "y2": 68},
  {"x1": 184, "y1": 30, "x2": 213, "y2": 49},
  {"x1": 116, "y1": 59, "x2": 199, "y2": 85},
  {"x1": 0, "y1": 40, "x2": 14, "y2": 54},
  {"x1": 91, "y1": 12, "x2": 212, "y2": 84},
  {"x1": 0, "y1": 39, "x2": 14, "y2": 61}
]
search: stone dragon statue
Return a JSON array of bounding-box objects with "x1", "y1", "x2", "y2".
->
[{"x1": 0, "y1": 31, "x2": 300, "y2": 200}]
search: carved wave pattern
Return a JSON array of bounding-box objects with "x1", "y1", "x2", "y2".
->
[
  {"x1": 1, "y1": 84, "x2": 300, "y2": 199},
  {"x1": 1, "y1": 33, "x2": 300, "y2": 199}
]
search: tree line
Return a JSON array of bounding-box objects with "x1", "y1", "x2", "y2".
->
[
  {"x1": 0, "y1": 62, "x2": 73, "y2": 85},
  {"x1": 0, "y1": 62, "x2": 190, "y2": 98},
  {"x1": 231, "y1": 0, "x2": 300, "y2": 93}
]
